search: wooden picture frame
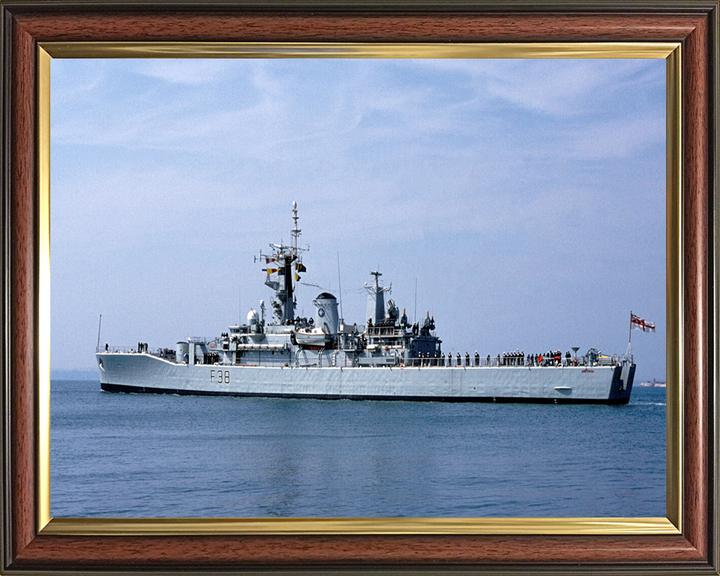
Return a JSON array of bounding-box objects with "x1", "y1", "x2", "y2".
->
[{"x1": 1, "y1": 1, "x2": 717, "y2": 573}]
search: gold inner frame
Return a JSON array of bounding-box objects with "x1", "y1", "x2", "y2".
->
[{"x1": 37, "y1": 41, "x2": 682, "y2": 536}]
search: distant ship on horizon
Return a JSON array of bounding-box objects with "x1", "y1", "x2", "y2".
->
[{"x1": 637, "y1": 379, "x2": 666, "y2": 388}]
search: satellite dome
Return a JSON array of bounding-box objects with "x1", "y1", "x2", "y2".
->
[{"x1": 247, "y1": 309, "x2": 260, "y2": 324}]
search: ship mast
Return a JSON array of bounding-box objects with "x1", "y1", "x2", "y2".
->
[
  {"x1": 292, "y1": 201, "x2": 300, "y2": 255},
  {"x1": 284, "y1": 201, "x2": 302, "y2": 323},
  {"x1": 364, "y1": 270, "x2": 391, "y2": 324},
  {"x1": 256, "y1": 202, "x2": 305, "y2": 324}
]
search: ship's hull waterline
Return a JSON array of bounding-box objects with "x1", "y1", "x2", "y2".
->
[{"x1": 97, "y1": 352, "x2": 635, "y2": 404}]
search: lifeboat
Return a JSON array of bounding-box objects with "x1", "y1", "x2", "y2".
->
[{"x1": 292, "y1": 329, "x2": 331, "y2": 350}]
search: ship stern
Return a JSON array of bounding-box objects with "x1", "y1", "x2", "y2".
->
[{"x1": 607, "y1": 363, "x2": 635, "y2": 404}]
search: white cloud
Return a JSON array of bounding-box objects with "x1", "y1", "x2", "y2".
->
[
  {"x1": 133, "y1": 59, "x2": 232, "y2": 85},
  {"x1": 412, "y1": 58, "x2": 664, "y2": 118},
  {"x1": 50, "y1": 60, "x2": 109, "y2": 109},
  {"x1": 562, "y1": 114, "x2": 665, "y2": 159}
]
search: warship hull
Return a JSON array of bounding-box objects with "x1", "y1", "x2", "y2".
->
[
  {"x1": 97, "y1": 352, "x2": 634, "y2": 404},
  {"x1": 96, "y1": 203, "x2": 641, "y2": 405}
]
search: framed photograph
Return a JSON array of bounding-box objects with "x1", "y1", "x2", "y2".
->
[{"x1": 2, "y1": 2, "x2": 717, "y2": 574}]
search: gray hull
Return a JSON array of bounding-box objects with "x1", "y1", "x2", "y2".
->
[{"x1": 96, "y1": 352, "x2": 634, "y2": 404}]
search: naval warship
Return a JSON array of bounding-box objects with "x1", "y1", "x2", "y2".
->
[{"x1": 96, "y1": 202, "x2": 635, "y2": 404}]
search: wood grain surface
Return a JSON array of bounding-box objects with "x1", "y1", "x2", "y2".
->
[
  {"x1": 9, "y1": 15, "x2": 38, "y2": 563},
  {"x1": 10, "y1": 533, "x2": 708, "y2": 567},
  {"x1": 2, "y1": 3, "x2": 716, "y2": 573},
  {"x1": 680, "y1": 9, "x2": 711, "y2": 562},
  {"x1": 12, "y1": 12, "x2": 706, "y2": 42}
]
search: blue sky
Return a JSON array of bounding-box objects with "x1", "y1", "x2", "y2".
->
[{"x1": 50, "y1": 57, "x2": 666, "y2": 381}]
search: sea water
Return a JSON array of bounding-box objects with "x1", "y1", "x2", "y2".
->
[{"x1": 50, "y1": 380, "x2": 665, "y2": 518}]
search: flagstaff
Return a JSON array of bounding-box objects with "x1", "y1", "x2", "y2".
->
[{"x1": 628, "y1": 311, "x2": 656, "y2": 359}]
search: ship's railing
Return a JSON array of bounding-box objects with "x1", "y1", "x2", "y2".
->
[
  {"x1": 95, "y1": 346, "x2": 138, "y2": 354},
  {"x1": 96, "y1": 345, "x2": 147, "y2": 354},
  {"x1": 404, "y1": 354, "x2": 623, "y2": 368},
  {"x1": 367, "y1": 326, "x2": 403, "y2": 337},
  {"x1": 102, "y1": 336, "x2": 223, "y2": 352},
  {"x1": 189, "y1": 336, "x2": 222, "y2": 344},
  {"x1": 366, "y1": 328, "x2": 439, "y2": 338},
  {"x1": 96, "y1": 345, "x2": 176, "y2": 359}
]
